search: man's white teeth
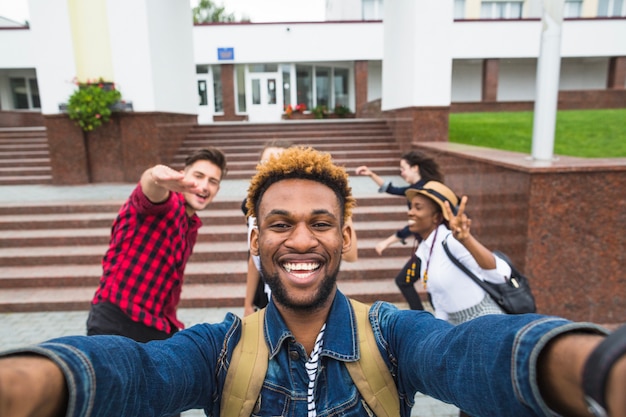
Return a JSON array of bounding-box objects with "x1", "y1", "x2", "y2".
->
[
  {"x1": 407, "y1": 220, "x2": 415, "y2": 225},
  {"x1": 283, "y1": 262, "x2": 319, "y2": 273}
]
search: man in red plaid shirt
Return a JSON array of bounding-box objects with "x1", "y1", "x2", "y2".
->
[{"x1": 87, "y1": 147, "x2": 227, "y2": 343}]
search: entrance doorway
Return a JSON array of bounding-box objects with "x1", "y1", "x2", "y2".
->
[
  {"x1": 245, "y1": 72, "x2": 283, "y2": 122},
  {"x1": 196, "y1": 73, "x2": 213, "y2": 124}
]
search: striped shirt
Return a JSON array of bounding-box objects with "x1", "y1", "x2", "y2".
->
[{"x1": 306, "y1": 323, "x2": 326, "y2": 417}]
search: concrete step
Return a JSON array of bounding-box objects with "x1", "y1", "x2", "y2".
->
[
  {"x1": 0, "y1": 236, "x2": 418, "y2": 267},
  {"x1": 0, "y1": 277, "x2": 421, "y2": 313}
]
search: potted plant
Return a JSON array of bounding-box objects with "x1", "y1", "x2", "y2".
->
[
  {"x1": 333, "y1": 105, "x2": 352, "y2": 118},
  {"x1": 312, "y1": 105, "x2": 327, "y2": 119},
  {"x1": 66, "y1": 78, "x2": 125, "y2": 131}
]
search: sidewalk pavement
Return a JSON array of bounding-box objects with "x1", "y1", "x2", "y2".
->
[
  {"x1": 0, "y1": 175, "x2": 400, "y2": 204},
  {"x1": 0, "y1": 175, "x2": 460, "y2": 417}
]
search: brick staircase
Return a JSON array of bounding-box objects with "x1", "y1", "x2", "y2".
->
[
  {"x1": 0, "y1": 119, "x2": 428, "y2": 312},
  {"x1": 0, "y1": 127, "x2": 52, "y2": 185},
  {"x1": 169, "y1": 120, "x2": 402, "y2": 178}
]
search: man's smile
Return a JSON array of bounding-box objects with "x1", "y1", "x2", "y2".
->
[{"x1": 283, "y1": 261, "x2": 321, "y2": 279}]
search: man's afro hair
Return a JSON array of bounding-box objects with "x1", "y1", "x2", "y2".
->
[{"x1": 246, "y1": 146, "x2": 356, "y2": 221}]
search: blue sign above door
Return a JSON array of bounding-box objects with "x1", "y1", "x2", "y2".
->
[{"x1": 217, "y1": 48, "x2": 234, "y2": 61}]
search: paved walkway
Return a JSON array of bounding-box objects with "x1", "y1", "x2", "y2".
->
[{"x1": 0, "y1": 176, "x2": 459, "y2": 416}]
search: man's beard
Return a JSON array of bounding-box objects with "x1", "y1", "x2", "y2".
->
[{"x1": 260, "y1": 260, "x2": 340, "y2": 312}]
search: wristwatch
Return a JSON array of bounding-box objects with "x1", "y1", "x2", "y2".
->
[{"x1": 582, "y1": 325, "x2": 626, "y2": 417}]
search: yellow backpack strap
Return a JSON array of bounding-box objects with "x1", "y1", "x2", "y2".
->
[
  {"x1": 345, "y1": 299, "x2": 400, "y2": 417},
  {"x1": 220, "y1": 309, "x2": 268, "y2": 417}
]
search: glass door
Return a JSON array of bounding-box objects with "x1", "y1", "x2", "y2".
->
[{"x1": 245, "y1": 72, "x2": 283, "y2": 122}]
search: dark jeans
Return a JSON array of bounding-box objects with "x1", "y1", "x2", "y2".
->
[
  {"x1": 87, "y1": 301, "x2": 178, "y2": 342},
  {"x1": 394, "y1": 257, "x2": 425, "y2": 310}
]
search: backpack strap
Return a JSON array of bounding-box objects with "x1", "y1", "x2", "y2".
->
[
  {"x1": 220, "y1": 309, "x2": 268, "y2": 417},
  {"x1": 346, "y1": 299, "x2": 400, "y2": 417},
  {"x1": 220, "y1": 300, "x2": 399, "y2": 417}
]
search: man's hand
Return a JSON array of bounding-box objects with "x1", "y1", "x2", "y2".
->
[
  {"x1": 141, "y1": 164, "x2": 202, "y2": 204},
  {"x1": 0, "y1": 355, "x2": 68, "y2": 417},
  {"x1": 150, "y1": 164, "x2": 200, "y2": 194}
]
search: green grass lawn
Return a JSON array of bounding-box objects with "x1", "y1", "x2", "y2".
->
[{"x1": 448, "y1": 108, "x2": 626, "y2": 158}]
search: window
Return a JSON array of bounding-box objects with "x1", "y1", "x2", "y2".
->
[
  {"x1": 315, "y1": 67, "x2": 331, "y2": 108},
  {"x1": 333, "y1": 68, "x2": 349, "y2": 108},
  {"x1": 236, "y1": 65, "x2": 246, "y2": 113},
  {"x1": 198, "y1": 80, "x2": 208, "y2": 106},
  {"x1": 296, "y1": 65, "x2": 313, "y2": 110},
  {"x1": 10, "y1": 77, "x2": 40, "y2": 110},
  {"x1": 249, "y1": 64, "x2": 278, "y2": 73},
  {"x1": 362, "y1": 0, "x2": 384, "y2": 20},
  {"x1": 212, "y1": 65, "x2": 223, "y2": 113},
  {"x1": 454, "y1": 0, "x2": 466, "y2": 19},
  {"x1": 598, "y1": 0, "x2": 626, "y2": 16},
  {"x1": 282, "y1": 67, "x2": 291, "y2": 108},
  {"x1": 267, "y1": 79, "x2": 277, "y2": 105},
  {"x1": 29, "y1": 79, "x2": 40, "y2": 108},
  {"x1": 564, "y1": 0, "x2": 582, "y2": 17},
  {"x1": 480, "y1": 1, "x2": 523, "y2": 19}
]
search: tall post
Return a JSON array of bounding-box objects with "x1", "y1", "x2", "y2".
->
[{"x1": 531, "y1": 0, "x2": 564, "y2": 161}]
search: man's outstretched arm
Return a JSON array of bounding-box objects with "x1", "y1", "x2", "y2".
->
[
  {"x1": 0, "y1": 355, "x2": 67, "y2": 417},
  {"x1": 538, "y1": 332, "x2": 626, "y2": 417}
]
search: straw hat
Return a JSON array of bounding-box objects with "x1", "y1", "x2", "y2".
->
[{"x1": 405, "y1": 181, "x2": 460, "y2": 220}]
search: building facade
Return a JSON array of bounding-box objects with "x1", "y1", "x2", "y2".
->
[{"x1": 0, "y1": 0, "x2": 625, "y2": 125}]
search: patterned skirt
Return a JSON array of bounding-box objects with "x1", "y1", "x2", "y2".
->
[{"x1": 447, "y1": 294, "x2": 505, "y2": 325}]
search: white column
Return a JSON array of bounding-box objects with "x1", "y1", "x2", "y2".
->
[
  {"x1": 27, "y1": 0, "x2": 197, "y2": 114},
  {"x1": 531, "y1": 0, "x2": 565, "y2": 161},
  {"x1": 381, "y1": 0, "x2": 452, "y2": 110}
]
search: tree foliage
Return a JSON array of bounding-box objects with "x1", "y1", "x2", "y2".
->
[{"x1": 192, "y1": 0, "x2": 237, "y2": 23}]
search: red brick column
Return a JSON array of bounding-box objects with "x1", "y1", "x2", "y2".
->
[
  {"x1": 482, "y1": 59, "x2": 499, "y2": 102},
  {"x1": 354, "y1": 61, "x2": 369, "y2": 117},
  {"x1": 607, "y1": 56, "x2": 626, "y2": 89},
  {"x1": 214, "y1": 64, "x2": 247, "y2": 122}
]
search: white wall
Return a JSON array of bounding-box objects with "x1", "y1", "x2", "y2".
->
[
  {"x1": 145, "y1": 0, "x2": 196, "y2": 114},
  {"x1": 0, "y1": 30, "x2": 34, "y2": 68},
  {"x1": 560, "y1": 57, "x2": 608, "y2": 90},
  {"x1": 193, "y1": 22, "x2": 384, "y2": 64},
  {"x1": 382, "y1": 0, "x2": 452, "y2": 109},
  {"x1": 28, "y1": 0, "x2": 76, "y2": 115},
  {"x1": 367, "y1": 61, "x2": 382, "y2": 101},
  {"x1": 108, "y1": 0, "x2": 196, "y2": 114},
  {"x1": 325, "y1": 0, "x2": 362, "y2": 21},
  {"x1": 452, "y1": 19, "x2": 626, "y2": 59},
  {"x1": 498, "y1": 58, "x2": 538, "y2": 101},
  {"x1": 451, "y1": 60, "x2": 482, "y2": 102}
]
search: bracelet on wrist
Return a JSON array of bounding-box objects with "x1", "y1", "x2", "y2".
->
[{"x1": 582, "y1": 324, "x2": 626, "y2": 417}]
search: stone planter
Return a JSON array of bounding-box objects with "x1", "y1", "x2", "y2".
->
[{"x1": 44, "y1": 112, "x2": 196, "y2": 184}]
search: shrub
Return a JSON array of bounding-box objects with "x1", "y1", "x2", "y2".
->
[
  {"x1": 67, "y1": 78, "x2": 122, "y2": 131},
  {"x1": 334, "y1": 105, "x2": 351, "y2": 118}
]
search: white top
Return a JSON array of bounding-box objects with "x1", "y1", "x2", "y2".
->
[
  {"x1": 415, "y1": 224, "x2": 511, "y2": 322},
  {"x1": 247, "y1": 216, "x2": 262, "y2": 271},
  {"x1": 248, "y1": 216, "x2": 271, "y2": 299}
]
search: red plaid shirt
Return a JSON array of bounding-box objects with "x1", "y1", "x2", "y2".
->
[{"x1": 92, "y1": 184, "x2": 201, "y2": 333}]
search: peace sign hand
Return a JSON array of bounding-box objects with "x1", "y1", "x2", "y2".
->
[{"x1": 444, "y1": 196, "x2": 471, "y2": 242}]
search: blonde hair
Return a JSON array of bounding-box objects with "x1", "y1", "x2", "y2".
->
[{"x1": 246, "y1": 146, "x2": 355, "y2": 221}]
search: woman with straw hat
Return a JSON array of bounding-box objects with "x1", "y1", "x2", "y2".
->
[
  {"x1": 355, "y1": 150, "x2": 444, "y2": 310},
  {"x1": 405, "y1": 181, "x2": 509, "y2": 325}
]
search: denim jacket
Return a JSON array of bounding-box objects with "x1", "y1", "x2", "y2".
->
[{"x1": 3, "y1": 290, "x2": 607, "y2": 417}]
